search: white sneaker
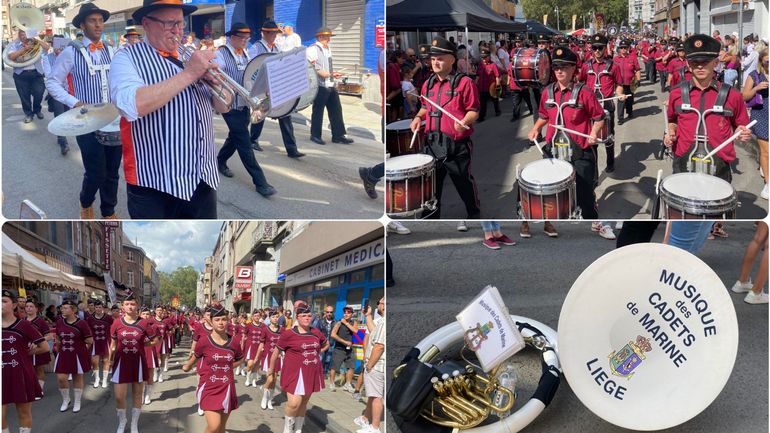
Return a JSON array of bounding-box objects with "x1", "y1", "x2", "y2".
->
[
  {"x1": 744, "y1": 291, "x2": 769, "y2": 304},
  {"x1": 353, "y1": 416, "x2": 370, "y2": 428},
  {"x1": 598, "y1": 224, "x2": 616, "y2": 240},
  {"x1": 591, "y1": 221, "x2": 602, "y2": 232},
  {"x1": 329, "y1": 382, "x2": 336, "y2": 392},
  {"x1": 163, "y1": 365, "x2": 168, "y2": 372},
  {"x1": 357, "y1": 427, "x2": 381, "y2": 433},
  {"x1": 253, "y1": 380, "x2": 259, "y2": 388},
  {"x1": 342, "y1": 383, "x2": 355, "y2": 393},
  {"x1": 731, "y1": 279, "x2": 753, "y2": 293},
  {"x1": 457, "y1": 221, "x2": 468, "y2": 232},
  {"x1": 387, "y1": 221, "x2": 411, "y2": 235},
  {"x1": 761, "y1": 183, "x2": 768, "y2": 200}
]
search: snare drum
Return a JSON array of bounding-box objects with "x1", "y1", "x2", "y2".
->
[
  {"x1": 518, "y1": 158, "x2": 577, "y2": 220},
  {"x1": 386, "y1": 154, "x2": 436, "y2": 218},
  {"x1": 658, "y1": 172, "x2": 737, "y2": 219},
  {"x1": 95, "y1": 116, "x2": 122, "y2": 147},
  {"x1": 386, "y1": 119, "x2": 423, "y2": 157},
  {"x1": 510, "y1": 48, "x2": 551, "y2": 88},
  {"x1": 594, "y1": 110, "x2": 610, "y2": 144}
]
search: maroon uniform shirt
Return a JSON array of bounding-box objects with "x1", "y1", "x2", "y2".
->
[
  {"x1": 614, "y1": 54, "x2": 641, "y2": 85},
  {"x1": 580, "y1": 58, "x2": 623, "y2": 97},
  {"x1": 538, "y1": 83, "x2": 606, "y2": 149},
  {"x1": 476, "y1": 60, "x2": 499, "y2": 93},
  {"x1": 420, "y1": 74, "x2": 480, "y2": 141}
]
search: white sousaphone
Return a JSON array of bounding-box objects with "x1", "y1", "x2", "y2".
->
[
  {"x1": 558, "y1": 243, "x2": 739, "y2": 431},
  {"x1": 3, "y1": 2, "x2": 45, "y2": 68}
]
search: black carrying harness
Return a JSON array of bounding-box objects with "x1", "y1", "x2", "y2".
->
[
  {"x1": 675, "y1": 80, "x2": 733, "y2": 174},
  {"x1": 543, "y1": 81, "x2": 586, "y2": 161},
  {"x1": 423, "y1": 72, "x2": 469, "y2": 161}
]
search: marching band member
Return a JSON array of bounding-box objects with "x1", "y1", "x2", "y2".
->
[
  {"x1": 7, "y1": 28, "x2": 49, "y2": 123},
  {"x1": 409, "y1": 36, "x2": 481, "y2": 219},
  {"x1": 272, "y1": 301, "x2": 329, "y2": 433},
  {"x1": 614, "y1": 39, "x2": 641, "y2": 125},
  {"x1": 115, "y1": 29, "x2": 141, "y2": 54},
  {"x1": 153, "y1": 306, "x2": 169, "y2": 382},
  {"x1": 47, "y1": 2, "x2": 121, "y2": 219},
  {"x1": 109, "y1": 292, "x2": 156, "y2": 433},
  {"x1": 3, "y1": 290, "x2": 48, "y2": 433},
  {"x1": 307, "y1": 27, "x2": 355, "y2": 145},
  {"x1": 181, "y1": 304, "x2": 243, "y2": 433},
  {"x1": 579, "y1": 34, "x2": 626, "y2": 173},
  {"x1": 664, "y1": 34, "x2": 752, "y2": 182},
  {"x1": 247, "y1": 20, "x2": 306, "y2": 160},
  {"x1": 528, "y1": 48, "x2": 605, "y2": 219},
  {"x1": 243, "y1": 310, "x2": 265, "y2": 386},
  {"x1": 280, "y1": 23, "x2": 303, "y2": 52},
  {"x1": 508, "y1": 36, "x2": 533, "y2": 122},
  {"x1": 42, "y1": 36, "x2": 70, "y2": 155},
  {"x1": 476, "y1": 47, "x2": 501, "y2": 122},
  {"x1": 86, "y1": 299, "x2": 113, "y2": 388},
  {"x1": 656, "y1": 39, "x2": 674, "y2": 92},
  {"x1": 54, "y1": 299, "x2": 93, "y2": 413},
  {"x1": 24, "y1": 297, "x2": 54, "y2": 396},
  {"x1": 666, "y1": 42, "x2": 690, "y2": 88},
  {"x1": 138, "y1": 306, "x2": 159, "y2": 405},
  {"x1": 256, "y1": 309, "x2": 283, "y2": 409},
  {"x1": 109, "y1": 0, "x2": 231, "y2": 219},
  {"x1": 190, "y1": 307, "x2": 214, "y2": 416},
  {"x1": 164, "y1": 306, "x2": 178, "y2": 365}
]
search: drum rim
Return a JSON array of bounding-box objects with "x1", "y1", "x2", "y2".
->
[
  {"x1": 519, "y1": 159, "x2": 576, "y2": 193},
  {"x1": 659, "y1": 173, "x2": 737, "y2": 212},
  {"x1": 386, "y1": 155, "x2": 435, "y2": 180}
]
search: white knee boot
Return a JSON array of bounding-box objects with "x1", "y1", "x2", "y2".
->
[
  {"x1": 283, "y1": 416, "x2": 295, "y2": 433},
  {"x1": 59, "y1": 388, "x2": 70, "y2": 412},
  {"x1": 116, "y1": 408, "x2": 127, "y2": 433},
  {"x1": 130, "y1": 407, "x2": 141, "y2": 433}
]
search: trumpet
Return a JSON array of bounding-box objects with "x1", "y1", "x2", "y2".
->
[{"x1": 174, "y1": 37, "x2": 269, "y2": 124}]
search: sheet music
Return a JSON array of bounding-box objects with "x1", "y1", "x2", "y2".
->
[{"x1": 266, "y1": 49, "x2": 310, "y2": 108}]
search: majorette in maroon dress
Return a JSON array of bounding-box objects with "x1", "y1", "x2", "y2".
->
[
  {"x1": 163, "y1": 315, "x2": 176, "y2": 351},
  {"x1": 27, "y1": 316, "x2": 53, "y2": 366},
  {"x1": 194, "y1": 334, "x2": 243, "y2": 413},
  {"x1": 54, "y1": 317, "x2": 92, "y2": 374},
  {"x1": 259, "y1": 325, "x2": 283, "y2": 372},
  {"x1": 86, "y1": 313, "x2": 113, "y2": 357},
  {"x1": 277, "y1": 327, "x2": 327, "y2": 395},
  {"x1": 3, "y1": 318, "x2": 44, "y2": 403},
  {"x1": 110, "y1": 317, "x2": 156, "y2": 383},
  {"x1": 193, "y1": 321, "x2": 214, "y2": 372},
  {"x1": 153, "y1": 317, "x2": 168, "y2": 356},
  {"x1": 142, "y1": 318, "x2": 159, "y2": 370},
  {"x1": 243, "y1": 322, "x2": 264, "y2": 361}
]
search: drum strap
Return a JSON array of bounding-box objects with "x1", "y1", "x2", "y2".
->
[
  {"x1": 587, "y1": 59, "x2": 613, "y2": 96},
  {"x1": 680, "y1": 80, "x2": 733, "y2": 171},
  {"x1": 71, "y1": 41, "x2": 113, "y2": 104},
  {"x1": 424, "y1": 73, "x2": 468, "y2": 161}
]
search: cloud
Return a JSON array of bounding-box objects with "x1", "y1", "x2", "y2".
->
[{"x1": 122, "y1": 222, "x2": 221, "y2": 272}]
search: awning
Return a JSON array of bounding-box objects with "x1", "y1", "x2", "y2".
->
[{"x1": 2, "y1": 233, "x2": 85, "y2": 292}]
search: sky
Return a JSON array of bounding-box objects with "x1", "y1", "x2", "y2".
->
[{"x1": 122, "y1": 222, "x2": 221, "y2": 273}]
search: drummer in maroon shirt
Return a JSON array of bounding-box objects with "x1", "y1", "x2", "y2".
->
[
  {"x1": 666, "y1": 43, "x2": 690, "y2": 88},
  {"x1": 409, "y1": 36, "x2": 481, "y2": 219},
  {"x1": 528, "y1": 48, "x2": 605, "y2": 219},
  {"x1": 664, "y1": 34, "x2": 752, "y2": 182}
]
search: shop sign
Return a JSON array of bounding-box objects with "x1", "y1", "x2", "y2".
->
[{"x1": 285, "y1": 238, "x2": 385, "y2": 288}]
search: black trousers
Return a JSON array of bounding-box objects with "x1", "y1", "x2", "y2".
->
[
  {"x1": 616, "y1": 221, "x2": 661, "y2": 247},
  {"x1": 598, "y1": 99, "x2": 616, "y2": 170},
  {"x1": 13, "y1": 70, "x2": 44, "y2": 116},
  {"x1": 426, "y1": 139, "x2": 480, "y2": 219},
  {"x1": 510, "y1": 88, "x2": 533, "y2": 120},
  {"x1": 617, "y1": 85, "x2": 634, "y2": 120},
  {"x1": 311, "y1": 86, "x2": 347, "y2": 139},
  {"x1": 478, "y1": 91, "x2": 500, "y2": 120},
  {"x1": 659, "y1": 70, "x2": 668, "y2": 92},
  {"x1": 646, "y1": 60, "x2": 657, "y2": 82},
  {"x1": 672, "y1": 154, "x2": 732, "y2": 182},
  {"x1": 531, "y1": 87, "x2": 543, "y2": 122},
  {"x1": 249, "y1": 116, "x2": 299, "y2": 154},
  {"x1": 47, "y1": 94, "x2": 68, "y2": 143},
  {"x1": 76, "y1": 132, "x2": 122, "y2": 216},
  {"x1": 218, "y1": 107, "x2": 270, "y2": 188},
  {"x1": 574, "y1": 147, "x2": 599, "y2": 219},
  {"x1": 127, "y1": 181, "x2": 217, "y2": 219},
  {"x1": 369, "y1": 162, "x2": 384, "y2": 181}
]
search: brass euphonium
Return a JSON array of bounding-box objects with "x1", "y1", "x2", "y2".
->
[
  {"x1": 3, "y1": 2, "x2": 45, "y2": 68},
  {"x1": 174, "y1": 37, "x2": 270, "y2": 123}
]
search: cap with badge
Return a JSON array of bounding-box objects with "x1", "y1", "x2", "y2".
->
[
  {"x1": 418, "y1": 44, "x2": 430, "y2": 59},
  {"x1": 684, "y1": 34, "x2": 721, "y2": 61},
  {"x1": 676, "y1": 42, "x2": 685, "y2": 52},
  {"x1": 61, "y1": 299, "x2": 78, "y2": 307},
  {"x1": 618, "y1": 39, "x2": 630, "y2": 48},
  {"x1": 537, "y1": 34, "x2": 550, "y2": 43},
  {"x1": 551, "y1": 46, "x2": 578, "y2": 65},
  {"x1": 591, "y1": 34, "x2": 608, "y2": 47},
  {"x1": 429, "y1": 36, "x2": 456, "y2": 57},
  {"x1": 480, "y1": 47, "x2": 491, "y2": 57},
  {"x1": 2, "y1": 289, "x2": 17, "y2": 301}
]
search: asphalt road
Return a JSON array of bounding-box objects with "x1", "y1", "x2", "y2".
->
[
  {"x1": 1, "y1": 69, "x2": 384, "y2": 220},
  {"x1": 429, "y1": 78, "x2": 768, "y2": 219},
  {"x1": 385, "y1": 221, "x2": 768, "y2": 433}
]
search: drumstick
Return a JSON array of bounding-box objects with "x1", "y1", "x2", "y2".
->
[
  {"x1": 549, "y1": 124, "x2": 592, "y2": 139},
  {"x1": 701, "y1": 120, "x2": 757, "y2": 162},
  {"x1": 598, "y1": 95, "x2": 622, "y2": 102},
  {"x1": 531, "y1": 138, "x2": 544, "y2": 156},
  {"x1": 409, "y1": 128, "x2": 419, "y2": 149},
  {"x1": 408, "y1": 91, "x2": 470, "y2": 130}
]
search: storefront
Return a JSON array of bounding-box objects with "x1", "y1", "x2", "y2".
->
[{"x1": 284, "y1": 237, "x2": 385, "y2": 321}]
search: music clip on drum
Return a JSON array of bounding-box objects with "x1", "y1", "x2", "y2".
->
[{"x1": 558, "y1": 243, "x2": 739, "y2": 431}]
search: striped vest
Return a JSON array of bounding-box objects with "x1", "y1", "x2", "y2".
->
[
  {"x1": 69, "y1": 44, "x2": 113, "y2": 104},
  {"x1": 312, "y1": 42, "x2": 334, "y2": 88},
  {"x1": 218, "y1": 44, "x2": 250, "y2": 110},
  {"x1": 119, "y1": 41, "x2": 218, "y2": 201}
]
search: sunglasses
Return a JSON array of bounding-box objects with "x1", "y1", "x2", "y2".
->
[{"x1": 592, "y1": 47, "x2": 604, "y2": 51}]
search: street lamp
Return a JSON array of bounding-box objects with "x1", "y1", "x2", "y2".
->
[{"x1": 554, "y1": 5, "x2": 560, "y2": 32}]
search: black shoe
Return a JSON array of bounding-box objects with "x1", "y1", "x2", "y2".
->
[
  {"x1": 618, "y1": 119, "x2": 624, "y2": 126},
  {"x1": 218, "y1": 163, "x2": 234, "y2": 178},
  {"x1": 332, "y1": 136, "x2": 354, "y2": 144},
  {"x1": 287, "y1": 152, "x2": 306, "y2": 158},
  {"x1": 358, "y1": 167, "x2": 378, "y2": 199},
  {"x1": 36, "y1": 112, "x2": 44, "y2": 119},
  {"x1": 310, "y1": 136, "x2": 326, "y2": 145},
  {"x1": 251, "y1": 141, "x2": 263, "y2": 151},
  {"x1": 24, "y1": 115, "x2": 32, "y2": 123},
  {"x1": 256, "y1": 185, "x2": 277, "y2": 197}
]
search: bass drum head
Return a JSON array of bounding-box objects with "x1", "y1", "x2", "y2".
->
[
  {"x1": 558, "y1": 243, "x2": 738, "y2": 431},
  {"x1": 243, "y1": 53, "x2": 293, "y2": 119}
]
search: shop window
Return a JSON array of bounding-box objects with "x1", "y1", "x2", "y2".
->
[
  {"x1": 371, "y1": 264, "x2": 384, "y2": 281},
  {"x1": 346, "y1": 287, "x2": 365, "y2": 313},
  {"x1": 349, "y1": 270, "x2": 366, "y2": 284},
  {"x1": 297, "y1": 284, "x2": 314, "y2": 293},
  {"x1": 314, "y1": 278, "x2": 334, "y2": 290}
]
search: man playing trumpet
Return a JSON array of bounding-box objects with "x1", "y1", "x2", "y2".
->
[
  {"x1": 7, "y1": 28, "x2": 49, "y2": 123},
  {"x1": 110, "y1": 0, "x2": 231, "y2": 219}
]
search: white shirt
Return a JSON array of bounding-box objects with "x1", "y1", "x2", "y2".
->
[
  {"x1": 306, "y1": 42, "x2": 334, "y2": 87},
  {"x1": 497, "y1": 48, "x2": 509, "y2": 69},
  {"x1": 108, "y1": 41, "x2": 149, "y2": 121},
  {"x1": 281, "y1": 33, "x2": 302, "y2": 52},
  {"x1": 401, "y1": 80, "x2": 414, "y2": 98},
  {"x1": 7, "y1": 39, "x2": 45, "y2": 75}
]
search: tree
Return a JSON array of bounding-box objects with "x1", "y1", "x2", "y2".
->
[
  {"x1": 522, "y1": 0, "x2": 629, "y2": 31},
  {"x1": 159, "y1": 266, "x2": 199, "y2": 308}
]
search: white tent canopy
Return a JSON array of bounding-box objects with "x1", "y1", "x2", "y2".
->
[{"x1": 2, "y1": 233, "x2": 85, "y2": 292}]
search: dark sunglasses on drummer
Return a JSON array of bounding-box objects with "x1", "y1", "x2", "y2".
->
[{"x1": 591, "y1": 47, "x2": 604, "y2": 51}]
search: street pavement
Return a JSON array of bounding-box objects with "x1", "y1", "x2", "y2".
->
[
  {"x1": 1, "y1": 69, "x2": 385, "y2": 220},
  {"x1": 3, "y1": 337, "x2": 368, "y2": 433},
  {"x1": 431, "y1": 79, "x2": 768, "y2": 219},
  {"x1": 386, "y1": 221, "x2": 768, "y2": 433}
]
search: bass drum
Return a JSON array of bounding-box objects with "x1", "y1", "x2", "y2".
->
[{"x1": 243, "y1": 52, "x2": 318, "y2": 119}]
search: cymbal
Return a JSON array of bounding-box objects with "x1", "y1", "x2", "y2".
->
[{"x1": 47, "y1": 103, "x2": 119, "y2": 136}]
